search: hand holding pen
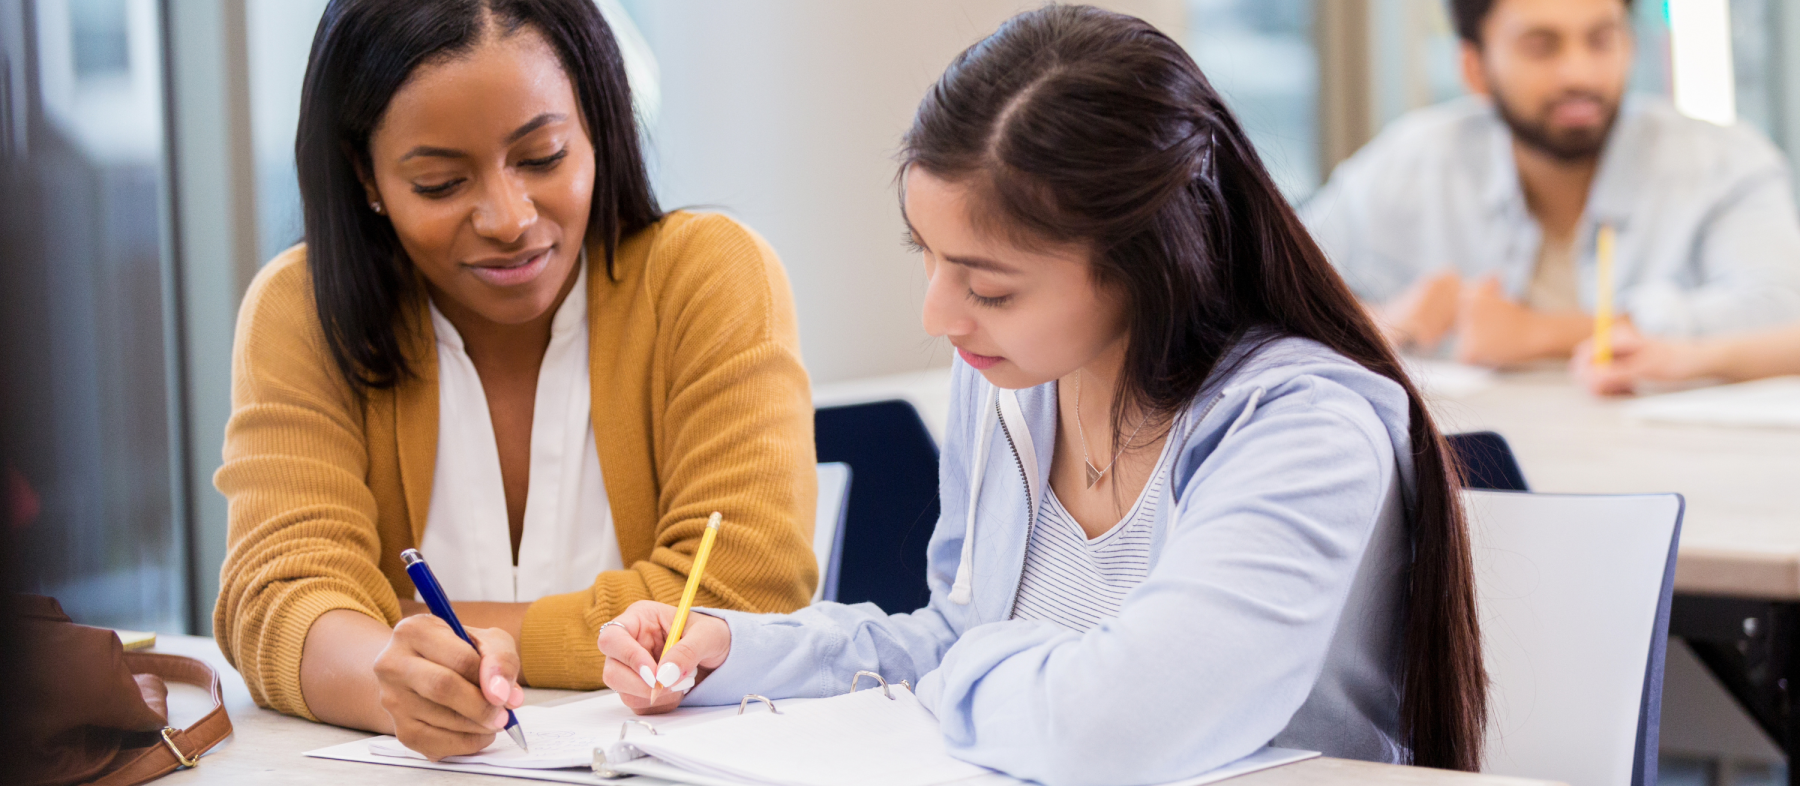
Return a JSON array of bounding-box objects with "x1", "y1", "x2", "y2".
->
[{"x1": 371, "y1": 549, "x2": 529, "y2": 759}]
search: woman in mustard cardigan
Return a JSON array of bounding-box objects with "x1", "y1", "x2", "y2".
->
[{"x1": 213, "y1": 0, "x2": 817, "y2": 759}]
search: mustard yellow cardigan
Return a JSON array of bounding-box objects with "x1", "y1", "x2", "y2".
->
[{"x1": 212, "y1": 212, "x2": 818, "y2": 720}]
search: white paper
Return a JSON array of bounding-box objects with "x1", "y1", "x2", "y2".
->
[
  {"x1": 610, "y1": 687, "x2": 992, "y2": 786},
  {"x1": 316, "y1": 687, "x2": 1319, "y2": 786},
  {"x1": 309, "y1": 691, "x2": 745, "y2": 782},
  {"x1": 1622, "y1": 375, "x2": 1800, "y2": 429}
]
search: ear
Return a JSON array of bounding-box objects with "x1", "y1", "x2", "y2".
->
[
  {"x1": 343, "y1": 141, "x2": 383, "y2": 210},
  {"x1": 1459, "y1": 41, "x2": 1491, "y2": 98}
]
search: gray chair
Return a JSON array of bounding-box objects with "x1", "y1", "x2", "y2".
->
[{"x1": 1465, "y1": 490, "x2": 1683, "y2": 786}]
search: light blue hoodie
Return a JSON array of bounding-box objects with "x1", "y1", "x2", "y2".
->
[{"x1": 685, "y1": 335, "x2": 1416, "y2": 786}]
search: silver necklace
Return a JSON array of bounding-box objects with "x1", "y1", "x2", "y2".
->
[{"x1": 1074, "y1": 369, "x2": 1149, "y2": 489}]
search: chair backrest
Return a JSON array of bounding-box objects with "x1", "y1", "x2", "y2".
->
[
  {"x1": 1447, "y1": 431, "x2": 1530, "y2": 491},
  {"x1": 812, "y1": 463, "x2": 852, "y2": 603},
  {"x1": 1464, "y1": 490, "x2": 1683, "y2": 786},
  {"x1": 814, "y1": 400, "x2": 939, "y2": 613}
]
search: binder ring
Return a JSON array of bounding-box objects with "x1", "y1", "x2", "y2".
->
[
  {"x1": 593, "y1": 721, "x2": 661, "y2": 779},
  {"x1": 618, "y1": 720, "x2": 660, "y2": 740},
  {"x1": 849, "y1": 670, "x2": 895, "y2": 700},
  {"x1": 738, "y1": 694, "x2": 781, "y2": 715}
]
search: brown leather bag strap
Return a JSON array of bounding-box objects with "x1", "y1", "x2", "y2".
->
[{"x1": 86, "y1": 653, "x2": 233, "y2": 786}]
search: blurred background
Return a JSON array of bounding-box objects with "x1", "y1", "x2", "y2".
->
[{"x1": 0, "y1": 0, "x2": 1791, "y2": 780}]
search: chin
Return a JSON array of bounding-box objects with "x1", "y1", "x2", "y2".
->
[{"x1": 973, "y1": 363, "x2": 1056, "y2": 391}]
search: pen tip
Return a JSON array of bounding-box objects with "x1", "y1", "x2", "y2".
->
[{"x1": 508, "y1": 725, "x2": 529, "y2": 752}]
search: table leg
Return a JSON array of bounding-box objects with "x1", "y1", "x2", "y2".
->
[{"x1": 1669, "y1": 594, "x2": 1797, "y2": 785}]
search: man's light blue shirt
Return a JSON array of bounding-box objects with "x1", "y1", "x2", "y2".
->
[{"x1": 1302, "y1": 94, "x2": 1800, "y2": 338}]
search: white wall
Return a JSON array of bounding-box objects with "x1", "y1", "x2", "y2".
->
[{"x1": 630, "y1": 1, "x2": 1183, "y2": 384}]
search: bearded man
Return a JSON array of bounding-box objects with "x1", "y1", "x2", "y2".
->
[{"x1": 1303, "y1": 0, "x2": 1800, "y2": 366}]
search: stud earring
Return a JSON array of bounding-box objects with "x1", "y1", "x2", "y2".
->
[{"x1": 370, "y1": 200, "x2": 384, "y2": 215}]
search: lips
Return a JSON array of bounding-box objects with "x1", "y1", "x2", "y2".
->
[
  {"x1": 957, "y1": 346, "x2": 1004, "y2": 370},
  {"x1": 465, "y1": 248, "x2": 553, "y2": 288}
]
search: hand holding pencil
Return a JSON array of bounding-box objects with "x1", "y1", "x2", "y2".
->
[{"x1": 596, "y1": 512, "x2": 737, "y2": 715}]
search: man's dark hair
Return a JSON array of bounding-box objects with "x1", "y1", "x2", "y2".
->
[{"x1": 1450, "y1": 0, "x2": 1635, "y2": 45}]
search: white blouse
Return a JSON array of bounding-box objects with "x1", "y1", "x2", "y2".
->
[{"x1": 418, "y1": 263, "x2": 624, "y2": 602}]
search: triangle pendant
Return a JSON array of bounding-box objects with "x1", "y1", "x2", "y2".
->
[{"x1": 1084, "y1": 463, "x2": 1104, "y2": 489}]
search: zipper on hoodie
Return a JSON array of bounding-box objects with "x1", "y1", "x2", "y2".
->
[
  {"x1": 998, "y1": 387, "x2": 1231, "y2": 618},
  {"x1": 996, "y1": 397, "x2": 1036, "y2": 619}
]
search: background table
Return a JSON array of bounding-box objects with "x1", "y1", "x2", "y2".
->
[
  {"x1": 1424, "y1": 368, "x2": 1800, "y2": 784},
  {"x1": 149, "y1": 634, "x2": 1560, "y2": 785}
]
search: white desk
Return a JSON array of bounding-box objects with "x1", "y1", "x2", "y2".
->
[{"x1": 148, "y1": 634, "x2": 1559, "y2": 785}]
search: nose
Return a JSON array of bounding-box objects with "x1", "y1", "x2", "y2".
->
[
  {"x1": 471, "y1": 172, "x2": 536, "y2": 244},
  {"x1": 919, "y1": 257, "x2": 975, "y2": 339}
]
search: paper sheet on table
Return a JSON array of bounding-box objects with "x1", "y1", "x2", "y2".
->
[
  {"x1": 605, "y1": 685, "x2": 1318, "y2": 786},
  {"x1": 307, "y1": 691, "x2": 748, "y2": 782},
  {"x1": 1622, "y1": 376, "x2": 1800, "y2": 429},
  {"x1": 1402, "y1": 357, "x2": 1495, "y2": 398}
]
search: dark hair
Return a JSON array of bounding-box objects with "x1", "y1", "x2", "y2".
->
[
  {"x1": 904, "y1": 6, "x2": 1486, "y2": 770},
  {"x1": 1451, "y1": 0, "x2": 1634, "y2": 44},
  {"x1": 297, "y1": 0, "x2": 661, "y2": 390}
]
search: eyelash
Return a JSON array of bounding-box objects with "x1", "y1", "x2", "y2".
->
[
  {"x1": 409, "y1": 147, "x2": 569, "y2": 197},
  {"x1": 967, "y1": 290, "x2": 1011, "y2": 308}
]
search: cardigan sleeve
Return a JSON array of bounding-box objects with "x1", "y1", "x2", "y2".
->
[
  {"x1": 518, "y1": 214, "x2": 818, "y2": 688},
  {"x1": 211, "y1": 248, "x2": 400, "y2": 720}
]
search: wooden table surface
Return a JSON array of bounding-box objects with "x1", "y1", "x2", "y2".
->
[
  {"x1": 818, "y1": 365, "x2": 1800, "y2": 600},
  {"x1": 1423, "y1": 369, "x2": 1800, "y2": 599},
  {"x1": 148, "y1": 634, "x2": 1562, "y2": 785}
]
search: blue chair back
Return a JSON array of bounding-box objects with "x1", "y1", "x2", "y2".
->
[
  {"x1": 1447, "y1": 430, "x2": 1529, "y2": 491},
  {"x1": 813, "y1": 400, "x2": 939, "y2": 613}
]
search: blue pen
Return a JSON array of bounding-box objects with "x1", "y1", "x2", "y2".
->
[{"x1": 400, "y1": 548, "x2": 529, "y2": 751}]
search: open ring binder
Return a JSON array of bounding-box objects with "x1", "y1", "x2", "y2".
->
[{"x1": 591, "y1": 670, "x2": 941, "y2": 782}]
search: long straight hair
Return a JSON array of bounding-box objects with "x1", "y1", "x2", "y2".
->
[
  {"x1": 296, "y1": 0, "x2": 661, "y2": 391},
  {"x1": 903, "y1": 6, "x2": 1486, "y2": 770}
]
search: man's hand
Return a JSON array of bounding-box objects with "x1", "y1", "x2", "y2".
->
[
  {"x1": 1571, "y1": 323, "x2": 1703, "y2": 395},
  {"x1": 1374, "y1": 271, "x2": 1462, "y2": 350},
  {"x1": 1455, "y1": 277, "x2": 1593, "y2": 367}
]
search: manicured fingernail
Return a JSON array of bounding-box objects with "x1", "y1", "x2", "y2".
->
[
  {"x1": 657, "y1": 661, "x2": 681, "y2": 688},
  {"x1": 671, "y1": 672, "x2": 696, "y2": 693},
  {"x1": 638, "y1": 664, "x2": 657, "y2": 687},
  {"x1": 488, "y1": 675, "x2": 508, "y2": 700}
]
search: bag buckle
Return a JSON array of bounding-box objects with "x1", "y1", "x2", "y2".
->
[{"x1": 161, "y1": 727, "x2": 200, "y2": 768}]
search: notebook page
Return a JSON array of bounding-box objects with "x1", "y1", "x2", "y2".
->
[{"x1": 615, "y1": 686, "x2": 996, "y2": 786}]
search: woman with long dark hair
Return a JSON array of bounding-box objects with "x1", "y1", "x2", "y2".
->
[
  {"x1": 598, "y1": 6, "x2": 1485, "y2": 783},
  {"x1": 212, "y1": 0, "x2": 819, "y2": 758}
]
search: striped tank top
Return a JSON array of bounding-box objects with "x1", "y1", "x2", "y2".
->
[{"x1": 1009, "y1": 422, "x2": 1181, "y2": 632}]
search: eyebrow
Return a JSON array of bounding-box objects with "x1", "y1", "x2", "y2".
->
[
  {"x1": 904, "y1": 220, "x2": 1021, "y2": 275},
  {"x1": 397, "y1": 112, "x2": 568, "y2": 162}
]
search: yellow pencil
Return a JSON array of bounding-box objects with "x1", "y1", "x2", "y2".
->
[
  {"x1": 652, "y1": 511, "x2": 723, "y2": 701},
  {"x1": 1594, "y1": 224, "x2": 1617, "y2": 365}
]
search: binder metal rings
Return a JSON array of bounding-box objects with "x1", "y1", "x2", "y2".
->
[
  {"x1": 592, "y1": 720, "x2": 660, "y2": 779},
  {"x1": 850, "y1": 671, "x2": 896, "y2": 700},
  {"x1": 738, "y1": 694, "x2": 780, "y2": 715}
]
